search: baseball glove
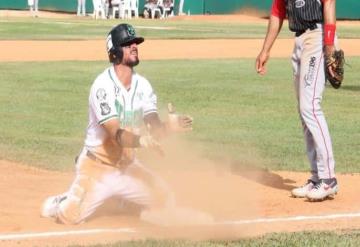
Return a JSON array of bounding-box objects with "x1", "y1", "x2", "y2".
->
[{"x1": 325, "y1": 49, "x2": 345, "y2": 89}]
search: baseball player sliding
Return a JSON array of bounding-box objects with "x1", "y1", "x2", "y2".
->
[
  {"x1": 256, "y1": 0, "x2": 339, "y2": 201},
  {"x1": 41, "y1": 23, "x2": 193, "y2": 224}
]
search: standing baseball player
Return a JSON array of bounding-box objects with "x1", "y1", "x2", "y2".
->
[
  {"x1": 77, "y1": 0, "x2": 86, "y2": 16},
  {"x1": 256, "y1": 0, "x2": 339, "y2": 201},
  {"x1": 41, "y1": 23, "x2": 193, "y2": 224},
  {"x1": 28, "y1": 0, "x2": 39, "y2": 17}
]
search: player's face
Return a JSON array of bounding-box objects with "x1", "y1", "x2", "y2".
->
[{"x1": 121, "y1": 42, "x2": 139, "y2": 67}]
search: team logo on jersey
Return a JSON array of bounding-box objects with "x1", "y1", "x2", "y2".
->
[
  {"x1": 295, "y1": 0, "x2": 305, "y2": 8},
  {"x1": 96, "y1": 88, "x2": 107, "y2": 101},
  {"x1": 136, "y1": 92, "x2": 144, "y2": 101},
  {"x1": 304, "y1": 56, "x2": 316, "y2": 87},
  {"x1": 114, "y1": 85, "x2": 120, "y2": 96},
  {"x1": 100, "y1": 102, "x2": 111, "y2": 115}
]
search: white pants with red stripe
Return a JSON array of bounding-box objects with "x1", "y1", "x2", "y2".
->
[{"x1": 291, "y1": 24, "x2": 336, "y2": 180}]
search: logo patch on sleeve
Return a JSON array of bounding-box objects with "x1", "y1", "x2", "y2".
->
[
  {"x1": 100, "y1": 102, "x2": 111, "y2": 115},
  {"x1": 96, "y1": 88, "x2": 107, "y2": 101}
]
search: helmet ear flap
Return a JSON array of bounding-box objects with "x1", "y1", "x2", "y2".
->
[{"x1": 109, "y1": 46, "x2": 123, "y2": 64}]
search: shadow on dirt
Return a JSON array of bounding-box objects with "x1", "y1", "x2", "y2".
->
[{"x1": 230, "y1": 160, "x2": 297, "y2": 191}]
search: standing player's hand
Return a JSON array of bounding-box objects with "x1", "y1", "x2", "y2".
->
[
  {"x1": 255, "y1": 50, "x2": 269, "y2": 75},
  {"x1": 324, "y1": 45, "x2": 336, "y2": 78}
]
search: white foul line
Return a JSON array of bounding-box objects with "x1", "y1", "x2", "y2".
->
[
  {"x1": 2, "y1": 211, "x2": 360, "y2": 241},
  {"x1": 216, "y1": 211, "x2": 360, "y2": 225},
  {"x1": 0, "y1": 228, "x2": 136, "y2": 241}
]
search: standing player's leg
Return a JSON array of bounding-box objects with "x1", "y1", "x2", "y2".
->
[
  {"x1": 290, "y1": 38, "x2": 319, "y2": 198},
  {"x1": 77, "y1": 0, "x2": 81, "y2": 16},
  {"x1": 297, "y1": 29, "x2": 337, "y2": 200}
]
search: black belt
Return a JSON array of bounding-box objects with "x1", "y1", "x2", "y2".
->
[
  {"x1": 295, "y1": 26, "x2": 318, "y2": 37},
  {"x1": 86, "y1": 150, "x2": 130, "y2": 168}
]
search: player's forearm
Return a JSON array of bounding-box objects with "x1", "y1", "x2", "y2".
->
[
  {"x1": 261, "y1": 15, "x2": 283, "y2": 53},
  {"x1": 143, "y1": 112, "x2": 167, "y2": 139},
  {"x1": 115, "y1": 129, "x2": 141, "y2": 147},
  {"x1": 323, "y1": 0, "x2": 336, "y2": 25},
  {"x1": 323, "y1": 0, "x2": 336, "y2": 46},
  {"x1": 102, "y1": 118, "x2": 142, "y2": 147}
]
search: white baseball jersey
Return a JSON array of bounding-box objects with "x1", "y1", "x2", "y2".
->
[{"x1": 85, "y1": 65, "x2": 157, "y2": 147}]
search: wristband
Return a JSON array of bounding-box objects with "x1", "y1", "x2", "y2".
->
[
  {"x1": 324, "y1": 24, "x2": 336, "y2": 45},
  {"x1": 116, "y1": 129, "x2": 140, "y2": 147}
]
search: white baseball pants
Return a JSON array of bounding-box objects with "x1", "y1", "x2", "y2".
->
[
  {"x1": 46, "y1": 148, "x2": 173, "y2": 224},
  {"x1": 291, "y1": 24, "x2": 336, "y2": 180}
]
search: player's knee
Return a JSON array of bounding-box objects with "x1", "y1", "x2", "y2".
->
[
  {"x1": 56, "y1": 200, "x2": 83, "y2": 224},
  {"x1": 57, "y1": 184, "x2": 89, "y2": 224},
  {"x1": 299, "y1": 103, "x2": 320, "y2": 120}
]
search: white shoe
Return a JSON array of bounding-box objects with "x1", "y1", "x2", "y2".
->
[
  {"x1": 41, "y1": 195, "x2": 66, "y2": 218},
  {"x1": 306, "y1": 179, "x2": 338, "y2": 201},
  {"x1": 291, "y1": 180, "x2": 316, "y2": 198}
]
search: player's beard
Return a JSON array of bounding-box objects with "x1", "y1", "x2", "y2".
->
[
  {"x1": 123, "y1": 48, "x2": 140, "y2": 67},
  {"x1": 127, "y1": 57, "x2": 139, "y2": 67}
]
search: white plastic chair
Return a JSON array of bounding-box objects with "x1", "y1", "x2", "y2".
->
[
  {"x1": 130, "y1": 0, "x2": 139, "y2": 18},
  {"x1": 92, "y1": 0, "x2": 106, "y2": 19},
  {"x1": 119, "y1": 0, "x2": 131, "y2": 19},
  {"x1": 111, "y1": 0, "x2": 120, "y2": 18},
  {"x1": 151, "y1": 8, "x2": 161, "y2": 19}
]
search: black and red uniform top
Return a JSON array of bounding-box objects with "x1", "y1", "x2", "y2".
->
[{"x1": 271, "y1": 0, "x2": 325, "y2": 34}]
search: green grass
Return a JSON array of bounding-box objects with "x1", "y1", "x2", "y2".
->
[
  {"x1": 0, "y1": 17, "x2": 359, "y2": 40},
  {"x1": 0, "y1": 58, "x2": 359, "y2": 172},
  {"x1": 68, "y1": 230, "x2": 360, "y2": 246}
]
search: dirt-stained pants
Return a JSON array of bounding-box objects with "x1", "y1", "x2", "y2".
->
[{"x1": 52, "y1": 148, "x2": 173, "y2": 224}]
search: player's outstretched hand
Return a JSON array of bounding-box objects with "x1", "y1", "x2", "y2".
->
[{"x1": 167, "y1": 103, "x2": 193, "y2": 132}]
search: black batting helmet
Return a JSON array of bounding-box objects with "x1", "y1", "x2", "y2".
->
[{"x1": 106, "y1": 23, "x2": 144, "y2": 64}]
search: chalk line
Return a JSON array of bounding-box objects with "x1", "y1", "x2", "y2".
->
[
  {"x1": 216, "y1": 211, "x2": 360, "y2": 225},
  {"x1": 0, "y1": 228, "x2": 136, "y2": 241},
  {"x1": 2, "y1": 211, "x2": 360, "y2": 241}
]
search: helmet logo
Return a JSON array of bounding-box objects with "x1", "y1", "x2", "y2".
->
[{"x1": 127, "y1": 25, "x2": 136, "y2": 37}]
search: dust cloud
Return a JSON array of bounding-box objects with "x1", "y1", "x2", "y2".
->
[{"x1": 136, "y1": 135, "x2": 267, "y2": 227}]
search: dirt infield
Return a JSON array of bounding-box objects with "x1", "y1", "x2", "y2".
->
[
  {"x1": 1, "y1": 39, "x2": 360, "y2": 61},
  {"x1": 0, "y1": 11, "x2": 359, "y2": 61},
  {"x1": 1, "y1": 12, "x2": 360, "y2": 247},
  {"x1": 2, "y1": 159, "x2": 360, "y2": 246}
]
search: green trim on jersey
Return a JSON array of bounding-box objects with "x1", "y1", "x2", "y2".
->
[
  {"x1": 108, "y1": 68, "x2": 142, "y2": 128},
  {"x1": 99, "y1": 114, "x2": 118, "y2": 125},
  {"x1": 108, "y1": 68, "x2": 120, "y2": 94},
  {"x1": 131, "y1": 80, "x2": 139, "y2": 110},
  {"x1": 115, "y1": 99, "x2": 123, "y2": 116}
]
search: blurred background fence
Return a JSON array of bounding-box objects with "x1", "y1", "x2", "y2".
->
[{"x1": 1, "y1": 0, "x2": 359, "y2": 19}]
